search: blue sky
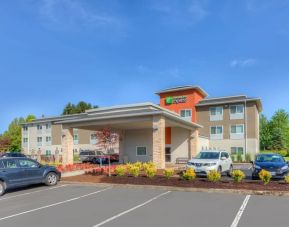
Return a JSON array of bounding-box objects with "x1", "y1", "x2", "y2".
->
[{"x1": 1, "y1": 0, "x2": 289, "y2": 133}]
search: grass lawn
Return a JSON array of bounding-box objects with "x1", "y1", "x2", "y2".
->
[{"x1": 284, "y1": 157, "x2": 289, "y2": 161}]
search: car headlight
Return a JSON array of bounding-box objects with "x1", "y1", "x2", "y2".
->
[
  {"x1": 254, "y1": 165, "x2": 261, "y2": 169},
  {"x1": 187, "y1": 162, "x2": 195, "y2": 166},
  {"x1": 281, "y1": 165, "x2": 288, "y2": 170}
]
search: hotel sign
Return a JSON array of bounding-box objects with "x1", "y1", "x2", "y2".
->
[{"x1": 165, "y1": 96, "x2": 187, "y2": 105}]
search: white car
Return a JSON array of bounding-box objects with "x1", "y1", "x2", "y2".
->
[{"x1": 186, "y1": 150, "x2": 233, "y2": 176}]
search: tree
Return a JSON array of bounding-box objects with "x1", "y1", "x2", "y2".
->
[
  {"x1": 62, "y1": 101, "x2": 97, "y2": 115},
  {"x1": 259, "y1": 114, "x2": 272, "y2": 150},
  {"x1": 270, "y1": 109, "x2": 289, "y2": 149},
  {"x1": 3, "y1": 115, "x2": 36, "y2": 152},
  {"x1": 96, "y1": 128, "x2": 118, "y2": 153},
  {"x1": 271, "y1": 128, "x2": 285, "y2": 150},
  {"x1": 0, "y1": 135, "x2": 10, "y2": 152}
]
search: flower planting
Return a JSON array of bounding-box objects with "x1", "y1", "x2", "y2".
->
[
  {"x1": 163, "y1": 168, "x2": 174, "y2": 179},
  {"x1": 207, "y1": 170, "x2": 221, "y2": 183},
  {"x1": 114, "y1": 165, "x2": 126, "y2": 176},
  {"x1": 182, "y1": 168, "x2": 196, "y2": 181},
  {"x1": 144, "y1": 166, "x2": 157, "y2": 178},
  {"x1": 258, "y1": 169, "x2": 272, "y2": 185},
  {"x1": 231, "y1": 170, "x2": 246, "y2": 183},
  {"x1": 128, "y1": 165, "x2": 141, "y2": 177}
]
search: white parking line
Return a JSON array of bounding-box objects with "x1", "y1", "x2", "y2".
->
[
  {"x1": 0, "y1": 185, "x2": 68, "y2": 201},
  {"x1": 0, "y1": 187, "x2": 112, "y2": 222},
  {"x1": 230, "y1": 195, "x2": 251, "y2": 227},
  {"x1": 92, "y1": 191, "x2": 171, "y2": 227}
]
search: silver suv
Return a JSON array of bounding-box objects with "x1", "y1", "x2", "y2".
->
[{"x1": 186, "y1": 150, "x2": 233, "y2": 176}]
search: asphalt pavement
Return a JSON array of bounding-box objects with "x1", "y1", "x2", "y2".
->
[{"x1": 0, "y1": 182, "x2": 288, "y2": 227}]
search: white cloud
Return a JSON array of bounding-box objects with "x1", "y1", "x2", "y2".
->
[
  {"x1": 38, "y1": 0, "x2": 122, "y2": 30},
  {"x1": 230, "y1": 58, "x2": 257, "y2": 68},
  {"x1": 150, "y1": 0, "x2": 209, "y2": 26}
]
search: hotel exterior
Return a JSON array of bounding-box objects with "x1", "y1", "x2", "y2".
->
[{"x1": 21, "y1": 86, "x2": 262, "y2": 168}]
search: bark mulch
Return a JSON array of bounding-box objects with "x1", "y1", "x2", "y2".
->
[{"x1": 63, "y1": 174, "x2": 289, "y2": 192}]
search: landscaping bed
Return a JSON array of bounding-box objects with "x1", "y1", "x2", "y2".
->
[{"x1": 63, "y1": 173, "x2": 289, "y2": 192}]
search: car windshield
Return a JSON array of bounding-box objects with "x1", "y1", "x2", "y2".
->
[
  {"x1": 80, "y1": 151, "x2": 89, "y2": 155},
  {"x1": 256, "y1": 154, "x2": 284, "y2": 163},
  {"x1": 196, "y1": 152, "x2": 220, "y2": 159}
]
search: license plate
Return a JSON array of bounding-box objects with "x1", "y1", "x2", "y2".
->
[{"x1": 270, "y1": 172, "x2": 276, "y2": 176}]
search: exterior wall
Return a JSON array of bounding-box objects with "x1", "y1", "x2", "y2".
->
[
  {"x1": 159, "y1": 89, "x2": 205, "y2": 122},
  {"x1": 123, "y1": 129, "x2": 153, "y2": 163},
  {"x1": 170, "y1": 127, "x2": 190, "y2": 163},
  {"x1": 198, "y1": 136, "x2": 210, "y2": 152}
]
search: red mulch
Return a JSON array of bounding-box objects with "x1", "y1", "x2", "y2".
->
[{"x1": 63, "y1": 174, "x2": 289, "y2": 192}]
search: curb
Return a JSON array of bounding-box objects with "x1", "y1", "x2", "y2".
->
[{"x1": 61, "y1": 181, "x2": 289, "y2": 197}]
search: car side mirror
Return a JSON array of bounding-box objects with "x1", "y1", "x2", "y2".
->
[{"x1": 250, "y1": 161, "x2": 254, "y2": 165}]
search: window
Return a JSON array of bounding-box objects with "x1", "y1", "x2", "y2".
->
[
  {"x1": 136, "y1": 146, "x2": 147, "y2": 156},
  {"x1": 45, "y1": 150, "x2": 51, "y2": 156},
  {"x1": 23, "y1": 138, "x2": 28, "y2": 143},
  {"x1": 210, "y1": 106, "x2": 223, "y2": 121},
  {"x1": 45, "y1": 123, "x2": 51, "y2": 130},
  {"x1": 73, "y1": 129, "x2": 79, "y2": 145},
  {"x1": 90, "y1": 133, "x2": 97, "y2": 145},
  {"x1": 37, "y1": 125, "x2": 42, "y2": 130},
  {"x1": 46, "y1": 136, "x2": 51, "y2": 145},
  {"x1": 19, "y1": 159, "x2": 38, "y2": 168},
  {"x1": 37, "y1": 137, "x2": 42, "y2": 146},
  {"x1": 221, "y1": 152, "x2": 229, "y2": 159},
  {"x1": 230, "y1": 105, "x2": 244, "y2": 119},
  {"x1": 231, "y1": 147, "x2": 244, "y2": 155},
  {"x1": 210, "y1": 126, "x2": 223, "y2": 140},
  {"x1": 180, "y1": 109, "x2": 192, "y2": 121},
  {"x1": 23, "y1": 126, "x2": 28, "y2": 131},
  {"x1": 230, "y1": 125, "x2": 244, "y2": 139},
  {"x1": 2, "y1": 160, "x2": 17, "y2": 169}
]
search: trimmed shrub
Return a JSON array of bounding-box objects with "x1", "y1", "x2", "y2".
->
[
  {"x1": 163, "y1": 169, "x2": 174, "y2": 179},
  {"x1": 207, "y1": 170, "x2": 221, "y2": 183},
  {"x1": 114, "y1": 165, "x2": 126, "y2": 176},
  {"x1": 142, "y1": 161, "x2": 156, "y2": 172},
  {"x1": 285, "y1": 175, "x2": 289, "y2": 184},
  {"x1": 182, "y1": 168, "x2": 196, "y2": 181},
  {"x1": 133, "y1": 161, "x2": 143, "y2": 170},
  {"x1": 128, "y1": 165, "x2": 140, "y2": 177},
  {"x1": 258, "y1": 169, "x2": 272, "y2": 185},
  {"x1": 245, "y1": 153, "x2": 252, "y2": 163},
  {"x1": 145, "y1": 167, "x2": 157, "y2": 178},
  {"x1": 236, "y1": 153, "x2": 243, "y2": 163},
  {"x1": 231, "y1": 170, "x2": 246, "y2": 183}
]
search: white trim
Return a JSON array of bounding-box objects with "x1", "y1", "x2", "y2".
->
[
  {"x1": 136, "y1": 146, "x2": 147, "y2": 156},
  {"x1": 209, "y1": 106, "x2": 223, "y2": 121}
]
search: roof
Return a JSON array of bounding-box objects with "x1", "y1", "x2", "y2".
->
[
  {"x1": 55, "y1": 102, "x2": 203, "y2": 129},
  {"x1": 196, "y1": 95, "x2": 263, "y2": 112},
  {"x1": 155, "y1": 85, "x2": 208, "y2": 98}
]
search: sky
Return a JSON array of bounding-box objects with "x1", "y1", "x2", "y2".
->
[{"x1": 1, "y1": 0, "x2": 289, "y2": 133}]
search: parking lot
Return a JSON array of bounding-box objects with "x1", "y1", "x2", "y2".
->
[{"x1": 0, "y1": 182, "x2": 289, "y2": 227}]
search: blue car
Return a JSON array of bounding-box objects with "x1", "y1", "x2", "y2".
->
[
  {"x1": 0, "y1": 157, "x2": 61, "y2": 196},
  {"x1": 252, "y1": 153, "x2": 289, "y2": 180}
]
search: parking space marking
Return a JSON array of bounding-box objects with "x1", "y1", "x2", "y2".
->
[
  {"x1": 230, "y1": 195, "x2": 251, "y2": 227},
  {"x1": 0, "y1": 185, "x2": 68, "y2": 201},
  {"x1": 0, "y1": 187, "x2": 112, "y2": 222},
  {"x1": 92, "y1": 191, "x2": 171, "y2": 227}
]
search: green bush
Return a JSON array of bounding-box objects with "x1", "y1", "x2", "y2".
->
[
  {"x1": 258, "y1": 169, "x2": 272, "y2": 185},
  {"x1": 133, "y1": 161, "x2": 143, "y2": 170},
  {"x1": 207, "y1": 170, "x2": 221, "y2": 183},
  {"x1": 142, "y1": 161, "x2": 156, "y2": 172},
  {"x1": 231, "y1": 155, "x2": 236, "y2": 163},
  {"x1": 115, "y1": 165, "x2": 126, "y2": 176},
  {"x1": 245, "y1": 153, "x2": 252, "y2": 163},
  {"x1": 260, "y1": 150, "x2": 288, "y2": 157},
  {"x1": 145, "y1": 167, "x2": 157, "y2": 178},
  {"x1": 182, "y1": 168, "x2": 196, "y2": 181},
  {"x1": 236, "y1": 153, "x2": 243, "y2": 163},
  {"x1": 231, "y1": 170, "x2": 246, "y2": 183},
  {"x1": 163, "y1": 168, "x2": 174, "y2": 179}
]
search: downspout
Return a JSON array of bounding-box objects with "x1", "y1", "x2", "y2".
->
[{"x1": 244, "y1": 100, "x2": 248, "y2": 156}]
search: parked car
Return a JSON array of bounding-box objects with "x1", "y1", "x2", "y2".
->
[
  {"x1": 186, "y1": 150, "x2": 233, "y2": 176},
  {"x1": 251, "y1": 153, "x2": 289, "y2": 180},
  {"x1": 0, "y1": 157, "x2": 61, "y2": 196},
  {"x1": 79, "y1": 150, "x2": 119, "y2": 164},
  {"x1": 0, "y1": 152, "x2": 26, "y2": 158}
]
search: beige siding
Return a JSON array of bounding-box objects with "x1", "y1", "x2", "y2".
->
[
  {"x1": 171, "y1": 127, "x2": 190, "y2": 162},
  {"x1": 51, "y1": 125, "x2": 62, "y2": 145}
]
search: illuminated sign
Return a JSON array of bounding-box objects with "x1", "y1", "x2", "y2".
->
[{"x1": 165, "y1": 96, "x2": 187, "y2": 104}]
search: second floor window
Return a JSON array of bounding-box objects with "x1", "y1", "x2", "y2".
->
[
  {"x1": 46, "y1": 136, "x2": 51, "y2": 145},
  {"x1": 180, "y1": 109, "x2": 192, "y2": 121},
  {"x1": 23, "y1": 126, "x2": 28, "y2": 131},
  {"x1": 210, "y1": 126, "x2": 223, "y2": 140},
  {"x1": 37, "y1": 137, "x2": 42, "y2": 146}
]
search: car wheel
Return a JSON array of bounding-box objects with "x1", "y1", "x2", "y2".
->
[
  {"x1": 0, "y1": 181, "x2": 6, "y2": 196},
  {"x1": 45, "y1": 172, "x2": 58, "y2": 186},
  {"x1": 227, "y1": 165, "x2": 233, "y2": 177},
  {"x1": 217, "y1": 166, "x2": 222, "y2": 175}
]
